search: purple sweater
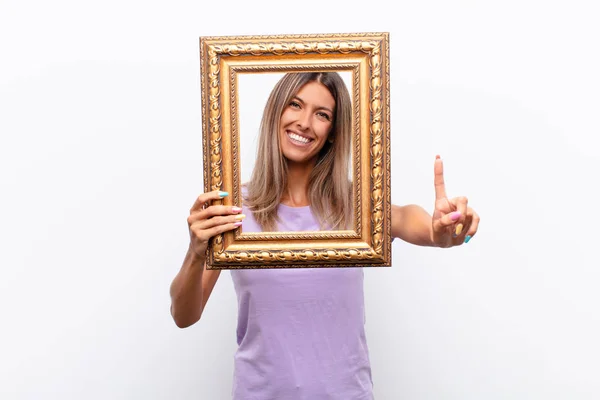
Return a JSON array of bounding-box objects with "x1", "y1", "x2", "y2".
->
[{"x1": 230, "y1": 203, "x2": 373, "y2": 400}]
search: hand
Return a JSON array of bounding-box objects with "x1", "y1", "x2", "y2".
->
[
  {"x1": 187, "y1": 191, "x2": 245, "y2": 259},
  {"x1": 431, "y1": 156, "x2": 480, "y2": 248}
]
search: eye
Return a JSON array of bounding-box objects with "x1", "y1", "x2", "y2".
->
[
  {"x1": 317, "y1": 111, "x2": 332, "y2": 121},
  {"x1": 289, "y1": 100, "x2": 301, "y2": 109}
]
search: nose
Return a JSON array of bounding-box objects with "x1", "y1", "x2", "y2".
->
[{"x1": 296, "y1": 109, "x2": 310, "y2": 130}]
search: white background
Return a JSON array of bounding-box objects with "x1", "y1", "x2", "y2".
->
[{"x1": 1, "y1": 1, "x2": 599, "y2": 399}]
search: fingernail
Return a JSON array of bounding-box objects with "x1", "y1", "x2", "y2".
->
[
  {"x1": 464, "y1": 235, "x2": 472, "y2": 243},
  {"x1": 450, "y1": 211, "x2": 461, "y2": 221},
  {"x1": 233, "y1": 221, "x2": 243, "y2": 227},
  {"x1": 232, "y1": 206, "x2": 242, "y2": 213},
  {"x1": 218, "y1": 191, "x2": 229, "y2": 197},
  {"x1": 455, "y1": 223, "x2": 464, "y2": 236},
  {"x1": 234, "y1": 214, "x2": 246, "y2": 221}
]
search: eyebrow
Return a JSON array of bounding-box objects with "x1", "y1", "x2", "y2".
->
[{"x1": 293, "y1": 96, "x2": 334, "y2": 114}]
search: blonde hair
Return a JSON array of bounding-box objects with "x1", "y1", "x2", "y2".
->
[{"x1": 244, "y1": 72, "x2": 353, "y2": 231}]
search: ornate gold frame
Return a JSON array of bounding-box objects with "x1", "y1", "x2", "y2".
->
[{"x1": 199, "y1": 32, "x2": 391, "y2": 269}]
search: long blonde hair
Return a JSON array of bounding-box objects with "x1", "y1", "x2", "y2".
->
[{"x1": 244, "y1": 72, "x2": 353, "y2": 231}]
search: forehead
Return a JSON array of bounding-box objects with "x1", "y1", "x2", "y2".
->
[{"x1": 295, "y1": 81, "x2": 335, "y2": 108}]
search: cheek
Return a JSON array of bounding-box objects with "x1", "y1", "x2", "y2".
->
[
  {"x1": 278, "y1": 111, "x2": 290, "y2": 128},
  {"x1": 317, "y1": 121, "x2": 333, "y2": 138}
]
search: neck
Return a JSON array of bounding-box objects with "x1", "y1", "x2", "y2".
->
[{"x1": 281, "y1": 159, "x2": 316, "y2": 207}]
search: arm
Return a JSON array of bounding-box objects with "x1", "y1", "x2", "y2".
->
[
  {"x1": 169, "y1": 246, "x2": 221, "y2": 328},
  {"x1": 391, "y1": 204, "x2": 436, "y2": 246},
  {"x1": 169, "y1": 191, "x2": 244, "y2": 328}
]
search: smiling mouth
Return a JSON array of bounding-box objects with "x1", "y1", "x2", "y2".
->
[{"x1": 286, "y1": 131, "x2": 314, "y2": 146}]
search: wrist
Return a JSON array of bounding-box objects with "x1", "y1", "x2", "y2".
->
[{"x1": 188, "y1": 244, "x2": 207, "y2": 266}]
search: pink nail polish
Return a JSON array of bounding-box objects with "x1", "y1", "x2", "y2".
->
[
  {"x1": 232, "y1": 206, "x2": 242, "y2": 213},
  {"x1": 450, "y1": 211, "x2": 461, "y2": 221}
]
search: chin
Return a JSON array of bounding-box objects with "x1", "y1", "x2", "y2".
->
[{"x1": 283, "y1": 153, "x2": 317, "y2": 166}]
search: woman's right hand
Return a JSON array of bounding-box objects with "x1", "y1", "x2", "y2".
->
[{"x1": 187, "y1": 191, "x2": 245, "y2": 260}]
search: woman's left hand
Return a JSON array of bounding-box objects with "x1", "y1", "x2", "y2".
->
[{"x1": 431, "y1": 156, "x2": 480, "y2": 248}]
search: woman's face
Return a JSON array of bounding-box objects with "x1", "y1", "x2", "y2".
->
[{"x1": 278, "y1": 81, "x2": 335, "y2": 166}]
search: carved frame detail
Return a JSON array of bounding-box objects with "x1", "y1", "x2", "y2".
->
[{"x1": 199, "y1": 32, "x2": 391, "y2": 269}]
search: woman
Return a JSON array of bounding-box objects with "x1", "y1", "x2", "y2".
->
[{"x1": 170, "y1": 72, "x2": 480, "y2": 399}]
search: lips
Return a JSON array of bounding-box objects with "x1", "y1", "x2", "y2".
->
[{"x1": 286, "y1": 130, "x2": 314, "y2": 146}]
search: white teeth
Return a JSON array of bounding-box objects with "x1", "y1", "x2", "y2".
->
[{"x1": 288, "y1": 132, "x2": 311, "y2": 144}]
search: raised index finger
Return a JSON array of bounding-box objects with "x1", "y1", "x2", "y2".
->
[
  {"x1": 190, "y1": 190, "x2": 228, "y2": 212},
  {"x1": 434, "y1": 155, "x2": 447, "y2": 200}
]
